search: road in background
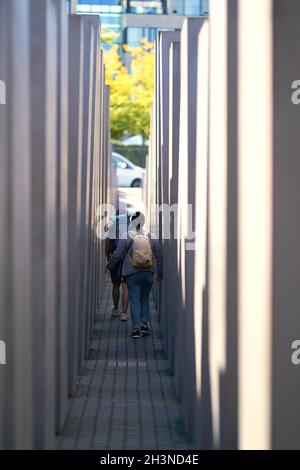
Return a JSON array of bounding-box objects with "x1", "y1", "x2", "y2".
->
[{"x1": 116, "y1": 187, "x2": 146, "y2": 217}]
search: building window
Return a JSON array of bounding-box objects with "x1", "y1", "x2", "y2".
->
[
  {"x1": 171, "y1": 0, "x2": 209, "y2": 16},
  {"x1": 77, "y1": 0, "x2": 121, "y2": 5},
  {"x1": 124, "y1": 1, "x2": 164, "y2": 15}
]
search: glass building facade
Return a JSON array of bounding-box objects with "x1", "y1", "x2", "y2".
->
[
  {"x1": 122, "y1": 0, "x2": 209, "y2": 16},
  {"x1": 123, "y1": 1, "x2": 166, "y2": 15},
  {"x1": 171, "y1": 0, "x2": 209, "y2": 15},
  {"x1": 76, "y1": 0, "x2": 209, "y2": 47},
  {"x1": 122, "y1": 1, "x2": 166, "y2": 45},
  {"x1": 77, "y1": 0, "x2": 123, "y2": 44}
]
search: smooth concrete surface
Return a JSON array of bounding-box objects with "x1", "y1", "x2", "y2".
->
[
  {"x1": 147, "y1": 1, "x2": 300, "y2": 450},
  {"x1": 237, "y1": 0, "x2": 273, "y2": 449},
  {"x1": 68, "y1": 13, "x2": 84, "y2": 397},
  {"x1": 148, "y1": 17, "x2": 205, "y2": 443},
  {"x1": 177, "y1": 17, "x2": 205, "y2": 441},
  {"x1": 123, "y1": 13, "x2": 185, "y2": 29},
  {"x1": 208, "y1": 0, "x2": 240, "y2": 450},
  {"x1": 157, "y1": 31, "x2": 180, "y2": 372},
  {"x1": 167, "y1": 40, "x2": 181, "y2": 378},
  {"x1": 194, "y1": 19, "x2": 210, "y2": 450},
  {"x1": 270, "y1": 0, "x2": 300, "y2": 450},
  {"x1": 1, "y1": 0, "x2": 300, "y2": 452},
  {"x1": 223, "y1": 0, "x2": 239, "y2": 451},
  {"x1": 29, "y1": 0, "x2": 57, "y2": 448},
  {"x1": 208, "y1": 0, "x2": 228, "y2": 450},
  {"x1": 0, "y1": 0, "x2": 33, "y2": 450},
  {"x1": 0, "y1": 3, "x2": 111, "y2": 449},
  {"x1": 53, "y1": 0, "x2": 69, "y2": 434}
]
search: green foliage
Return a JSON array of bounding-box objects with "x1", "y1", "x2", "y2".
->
[
  {"x1": 103, "y1": 39, "x2": 154, "y2": 141},
  {"x1": 101, "y1": 27, "x2": 120, "y2": 48},
  {"x1": 112, "y1": 144, "x2": 148, "y2": 168}
]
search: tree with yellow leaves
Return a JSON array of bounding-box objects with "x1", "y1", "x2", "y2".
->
[{"x1": 103, "y1": 38, "x2": 154, "y2": 142}]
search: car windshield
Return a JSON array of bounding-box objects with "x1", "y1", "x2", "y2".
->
[{"x1": 112, "y1": 155, "x2": 133, "y2": 169}]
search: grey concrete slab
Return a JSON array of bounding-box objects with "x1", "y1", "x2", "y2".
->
[
  {"x1": 0, "y1": 3, "x2": 110, "y2": 449},
  {"x1": 167, "y1": 40, "x2": 181, "y2": 381},
  {"x1": 68, "y1": 13, "x2": 85, "y2": 396},
  {"x1": 176, "y1": 17, "x2": 205, "y2": 442},
  {"x1": 53, "y1": 0, "x2": 69, "y2": 435},
  {"x1": 156, "y1": 31, "x2": 180, "y2": 379},
  {"x1": 147, "y1": 0, "x2": 300, "y2": 452},
  {"x1": 268, "y1": 0, "x2": 300, "y2": 450},
  {"x1": 0, "y1": 0, "x2": 33, "y2": 450},
  {"x1": 29, "y1": 0, "x2": 59, "y2": 449}
]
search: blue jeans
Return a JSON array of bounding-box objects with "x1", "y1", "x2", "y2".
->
[{"x1": 125, "y1": 272, "x2": 154, "y2": 329}]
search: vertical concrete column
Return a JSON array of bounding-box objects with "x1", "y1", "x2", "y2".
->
[
  {"x1": 29, "y1": 0, "x2": 59, "y2": 449},
  {"x1": 147, "y1": 95, "x2": 157, "y2": 238},
  {"x1": 103, "y1": 84, "x2": 109, "y2": 210},
  {"x1": 193, "y1": 18, "x2": 210, "y2": 450},
  {"x1": 223, "y1": 0, "x2": 239, "y2": 451},
  {"x1": 104, "y1": 86, "x2": 111, "y2": 204},
  {"x1": 104, "y1": 86, "x2": 111, "y2": 219},
  {"x1": 53, "y1": 0, "x2": 69, "y2": 434},
  {"x1": 0, "y1": 2, "x2": 111, "y2": 450},
  {"x1": 67, "y1": 11, "x2": 110, "y2": 392},
  {"x1": 68, "y1": 13, "x2": 84, "y2": 395},
  {"x1": 81, "y1": 16, "x2": 99, "y2": 360},
  {"x1": 77, "y1": 16, "x2": 95, "y2": 368},
  {"x1": 237, "y1": 0, "x2": 273, "y2": 450},
  {"x1": 177, "y1": 17, "x2": 205, "y2": 440},
  {"x1": 97, "y1": 52, "x2": 104, "y2": 308},
  {"x1": 144, "y1": 108, "x2": 151, "y2": 227},
  {"x1": 153, "y1": 38, "x2": 161, "y2": 313},
  {"x1": 208, "y1": 0, "x2": 228, "y2": 450},
  {"x1": 272, "y1": 1, "x2": 300, "y2": 447},
  {"x1": 159, "y1": 31, "x2": 180, "y2": 209},
  {"x1": 91, "y1": 42, "x2": 101, "y2": 337},
  {"x1": 237, "y1": 0, "x2": 300, "y2": 450},
  {"x1": 208, "y1": 0, "x2": 239, "y2": 450},
  {"x1": 157, "y1": 31, "x2": 180, "y2": 362},
  {"x1": 0, "y1": 0, "x2": 33, "y2": 450},
  {"x1": 146, "y1": 108, "x2": 156, "y2": 234},
  {"x1": 99, "y1": 62, "x2": 106, "y2": 295},
  {"x1": 167, "y1": 40, "x2": 181, "y2": 378}
]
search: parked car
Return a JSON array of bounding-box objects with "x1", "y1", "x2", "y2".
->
[{"x1": 112, "y1": 152, "x2": 145, "y2": 188}]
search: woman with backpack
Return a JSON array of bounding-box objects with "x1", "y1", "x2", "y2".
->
[{"x1": 107, "y1": 211, "x2": 163, "y2": 338}]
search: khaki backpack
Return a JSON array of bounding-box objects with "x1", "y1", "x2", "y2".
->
[{"x1": 128, "y1": 232, "x2": 154, "y2": 269}]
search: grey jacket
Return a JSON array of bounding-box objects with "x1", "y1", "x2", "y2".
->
[{"x1": 107, "y1": 231, "x2": 163, "y2": 277}]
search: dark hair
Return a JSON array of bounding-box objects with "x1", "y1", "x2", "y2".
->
[{"x1": 131, "y1": 211, "x2": 145, "y2": 231}]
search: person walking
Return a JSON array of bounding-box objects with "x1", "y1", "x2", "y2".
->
[
  {"x1": 105, "y1": 210, "x2": 130, "y2": 321},
  {"x1": 107, "y1": 211, "x2": 163, "y2": 338}
]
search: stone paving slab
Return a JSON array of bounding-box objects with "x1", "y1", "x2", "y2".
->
[{"x1": 57, "y1": 280, "x2": 192, "y2": 450}]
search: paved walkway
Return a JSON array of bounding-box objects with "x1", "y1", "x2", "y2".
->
[{"x1": 57, "y1": 280, "x2": 192, "y2": 450}]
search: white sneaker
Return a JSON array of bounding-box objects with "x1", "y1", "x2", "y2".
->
[
  {"x1": 111, "y1": 307, "x2": 120, "y2": 317},
  {"x1": 120, "y1": 312, "x2": 129, "y2": 321}
]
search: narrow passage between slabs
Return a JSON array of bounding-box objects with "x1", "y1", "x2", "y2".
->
[{"x1": 57, "y1": 279, "x2": 192, "y2": 450}]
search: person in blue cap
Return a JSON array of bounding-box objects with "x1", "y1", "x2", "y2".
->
[{"x1": 105, "y1": 209, "x2": 131, "y2": 321}]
